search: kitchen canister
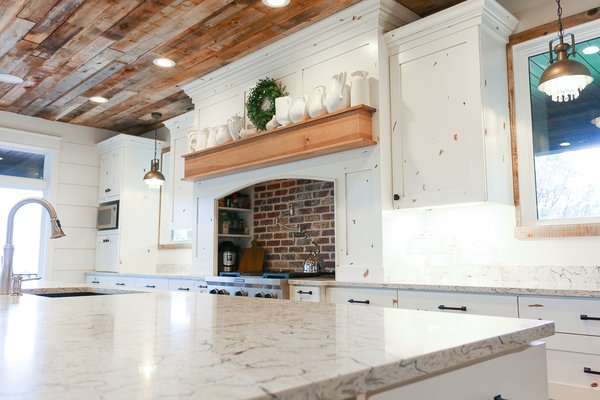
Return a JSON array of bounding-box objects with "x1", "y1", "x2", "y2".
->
[
  {"x1": 350, "y1": 70, "x2": 370, "y2": 107},
  {"x1": 325, "y1": 71, "x2": 350, "y2": 113},
  {"x1": 289, "y1": 95, "x2": 309, "y2": 123},
  {"x1": 275, "y1": 96, "x2": 293, "y2": 126},
  {"x1": 308, "y1": 85, "x2": 326, "y2": 118}
]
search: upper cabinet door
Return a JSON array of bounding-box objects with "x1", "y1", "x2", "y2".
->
[
  {"x1": 98, "y1": 148, "x2": 123, "y2": 202},
  {"x1": 387, "y1": 1, "x2": 516, "y2": 209}
]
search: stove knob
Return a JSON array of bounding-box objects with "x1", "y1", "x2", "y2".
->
[
  {"x1": 209, "y1": 289, "x2": 219, "y2": 295},
  {"x1": 235, "y1": 290, "x2": 248, "y2": 296},
  {"x1": 264, "y1": 293, "x2": 278, "y2": 299},
  {"x1": 255, "y1": 292, "x2": 264, "y2": 298},
  {"x1": 218, "y1": 289, "x2": 230, "y2": 295}
]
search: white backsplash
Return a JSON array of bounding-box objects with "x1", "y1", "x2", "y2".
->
[
  {"x1": 156, "y1": 264, "x2": 191, "y2": 274},
  {"x1": 383, "y1": 203, "x2": 600, "y2": 289}
]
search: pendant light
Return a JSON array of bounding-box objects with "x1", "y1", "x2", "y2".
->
[
  {"x1": 143, "y1": 112, "x2": 166, "y2": 189},
  {"x1": 538, "y1": 0, "x2": 593, "y2": 102}
]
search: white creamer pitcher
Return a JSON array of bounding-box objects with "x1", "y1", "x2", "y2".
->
[
  {"x1": 325, "y1": 72, "x2": 350, "y2": 113},
  {"x1": 308, "y1": 85, "x2": 326, "y2": 118},
  {"x1": 350, "y1": 70, "x2": 370, "y2": 107}
]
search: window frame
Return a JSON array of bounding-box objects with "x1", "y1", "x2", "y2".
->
[
  {"x1": 509, "y1": 12, "x2": 600, "y2": 238},
  {"x1": 0, "y1": 127, "x2": 60, "y2": 275}
]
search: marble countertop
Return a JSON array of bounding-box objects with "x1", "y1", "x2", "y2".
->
[
  {"x1": 287, "y1": 278, "x2": 600, "y2": 298},
  {"x1": 1, "y1": 283, "x2": 553, "y2": 399}
]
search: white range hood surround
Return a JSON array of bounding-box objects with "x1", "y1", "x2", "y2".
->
[{"x1": 182, "y1": 0, "x2": 419, "y2": 279}]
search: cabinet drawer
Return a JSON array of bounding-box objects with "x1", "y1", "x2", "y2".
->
[
  {"x1": 547, "y1": 349, "x2": 600, "y2": 396},
  {"x1": 168, "y1": 279, "x2": 204, "y2": 293},
  {"x1": 86, "y1": 274, "x2": 112, "y2": 286},
  {"x1": 135, "y1": 277, "x2": 169, "y2": 291},
  {"x1": 290, "y1": 286, "x2": 321, "y2": 302},
  {"x1": 519, "y1": 296, "x2": 600, "y2": 336},
  {"x1": 106, "y1": 276, "x2": 136, "y2": 288},
  {"x1": 397, "y1": 290, "x2": 518, "y2": 318},
  {"x1": 327, "y1": 287, "x2": 397, "y2": 308},
  {"x1": 545, "y1": 333, "x2": 600, "y2": 355}
]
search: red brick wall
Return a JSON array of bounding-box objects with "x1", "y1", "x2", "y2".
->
[{"x1": 253, "y1": 179, "x2": 335, "y2": 273}]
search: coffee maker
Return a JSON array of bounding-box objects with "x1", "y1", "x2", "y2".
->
[{"x1": 219, "y1": 241, "x2": 239, "y2": 272}]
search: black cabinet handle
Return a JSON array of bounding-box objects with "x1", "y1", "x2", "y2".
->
[
  {"x1": 91, "y1": 280, "x2": 99, "y2": 284},
  {"x1": 177, "y1": 287, "x2": 190, "y2": 291},
  {"x1": 197, "y1": 285, "x2": 208, "y2": 289},
  {"x1": 297, "y1": 290, "x2": 313, "y2": 295},
  {"x1": 144, "y1": 285, "x2": 156, "y2": 289},
  {"x1": 438, "y1": 305, "x2": 467, "y2": 312},
  {"x1": 584, "y1": 367, "x2": 600, "y2": 375},
  {"x1": 494, "y1": 396, "x2": 508, "y2": 400},
  {"x1": 105, "y1": 188, "x2": 111, "y2": 193},
  {"x1": 348, "y1": 299, "x2": 370, "y2": 304},
  {"x1": 581, "y1": 315, "x2": 600, "y2": 321},
  {"x1": 115, "y1": 282, "x2": 125, "y2": 286}
]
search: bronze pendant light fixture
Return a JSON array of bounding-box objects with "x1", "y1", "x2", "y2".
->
[
  {"x1": 143, "y1": 112, "x2": 166, "y2": 189},
  {"x1": 538, "y1": 0, "x2": 593, "y2": 102}
]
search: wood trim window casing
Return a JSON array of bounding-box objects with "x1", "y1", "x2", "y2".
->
[{"x1": 507, "y1": 7, "x2": 600, "y2": 238}]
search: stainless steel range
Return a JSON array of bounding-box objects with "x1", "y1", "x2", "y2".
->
[{"x1": 205, "y1": 275, "x2": 289, "y2": 299}]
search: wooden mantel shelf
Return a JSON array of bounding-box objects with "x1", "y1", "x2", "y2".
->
[{"x1": 183, "y1": 105, "x2": 377, "y2": 181}]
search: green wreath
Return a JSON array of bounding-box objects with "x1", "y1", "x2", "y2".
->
[{"x1": 246, "y1": 78, "x2": 287, "y2": 131}]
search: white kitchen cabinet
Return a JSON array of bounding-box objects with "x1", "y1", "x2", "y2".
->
[
  {"x1": 370, "y1": 342, "x2": 548, "y2": 400},
  {"x1": 98, "y1": 148, "x2": 123, "y2": 202},
  {"x1": 135, "y1": 277, "x2": 169, "y2": 291},
  {"x1": 85, "y1": 274, "x2": 112, "y2": 286},
  {"x1": 519, "y1": 295, "x2": 600, "y2": 399},
  {"x1": 386, "y1": 1, "x2": 517, "y2": 208},
  {"x1": 95, "y1": 232, "x2": 119, "y2": 272},
  {"x1": 163, "y1": 112, "x2": 194, "y2": 230},
  {"x1": 290, "y1": 285, "x2": 322, "y2": 303},
  {"x1": 96, "y1": 135, "x2": 164, "y2": 274},
  {"x1": 397, "y1": 290, "x2": 518, "y2": 318},
  {"x1": 327, "y1": 287, "x2": 397, "y2": 308},
  {"x1": 168, "y1": 278, "x2": 207, "y2": 293}
]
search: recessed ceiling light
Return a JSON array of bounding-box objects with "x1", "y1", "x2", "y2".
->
[
  {"x1": 582, "y1": 45, "x2": 600, "y2": 55},
  {"x1": 262, "y1": 0, "x2": 290, "y2": 8},
  {"x1": 0, "y1": 157, "x2": 4, "y2": 161},
  {"x1": 0, "y1": 73, "x2": 24, "y2": 84},
  {"x1": 592, "y1": 117, "x2": 600, "y2": 128},
  {"x1": 559, "y1": 142, "x2": 571, "y2": 147},
  {"x1": 90, "y1": 96, "x2": 109, "y2": 104},
  {"x1": 153, "y1": 58, "x2": 176, "y2": 68}
]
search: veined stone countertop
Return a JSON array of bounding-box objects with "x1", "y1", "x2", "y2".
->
[
  {"x1": 288, "y1": 277, "x2": 600, "y2": 298},
  {"x1": 2, "y1": 282, "x2": 553, "y2": 400}
]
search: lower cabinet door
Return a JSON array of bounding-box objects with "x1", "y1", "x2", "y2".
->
[
  {"x1": 168, "y1": 279, "x2": 204, "y2": 292},
  {"x1": 370, "y1": 343, "x2": 548, "y2": 400},
  {"x1": 327, "y1": 287, "x2": 398, "y2": 308}
]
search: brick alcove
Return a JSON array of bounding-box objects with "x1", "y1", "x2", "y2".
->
[{"x1": 253, "y1": 179, "x2": 335, "y2": 273}]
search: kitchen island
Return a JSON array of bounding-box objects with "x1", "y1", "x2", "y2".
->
[{"x1": 0, "y1": 285, "x2": 553, "y2": 399}]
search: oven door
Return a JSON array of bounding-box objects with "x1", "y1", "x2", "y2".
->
[{"x1": 97, "y1": 200, "x2": 119, "y2": 230}]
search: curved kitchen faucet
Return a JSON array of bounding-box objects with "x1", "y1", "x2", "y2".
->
[{"x1": 1, "y1": 198, "x2": 65, "y2": 295}]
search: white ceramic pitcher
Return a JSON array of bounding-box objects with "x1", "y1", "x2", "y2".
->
[
  {"x1": 275, "y1": 96, "x2": 293, "y2": 126},
  {"x1": 350, "y1": 70, "x2": 370, "y2": 107},
  {"x1": 227, "y1": 115, "x2": 243, "y2": 140},
  {"x1": 325, "y1": 72, "x2": 350, "y2": 113},
  {"x1": 308, "y1": 85, "x2": 326, "y2": 118},
  {"x1": 289, "y1": 95, "x2": 309, "y2": 123}
]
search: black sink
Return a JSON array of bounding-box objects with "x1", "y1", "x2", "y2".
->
[{"x1": 32, "y1": 292, "x2": 109, "y2": 298}]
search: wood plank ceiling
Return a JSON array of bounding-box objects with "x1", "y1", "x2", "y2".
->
[{"x1": 0, "y1": 0, "x2": 462, "y2": 135}]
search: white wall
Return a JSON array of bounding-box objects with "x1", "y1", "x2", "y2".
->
[
  {"x1": 0, "y1": 110, "x2": 117, "y2": 282},
  {"x1": 502, "y1": 0, "x2": 600, "y2": 33}
]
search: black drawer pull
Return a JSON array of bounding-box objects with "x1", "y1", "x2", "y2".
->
[
  {"x1": 348, "y1": 299, "x2": 370, "y2": 304},
  {"x1": 115, "y1": 282, "x2": 125, "y2": 286},
  {"x1": 584, "y1": 367, "x2": 600, "y2": 375},
  {"x1": 105, "y1": 188, "x2": 111, "y2": 193},
  {"x1": 494, "y1": 396, "x2": 508, "y2": 400},
  {"x1": 297, "y1": 290, "x2": 313, "y2": 295},
  {"x1": 177, "y1": 287, "x2": 190, "y2": 291},
  {"x1": 438, "y1": 305, "x2": 467, "y2": 312},
  {"x1": 91, "y1": 280, "x2": 99, "y2": 284},
  {"x1": 144, "y1": 285, "x2": 156, "y2": 288},
  {"x1": 581, "y1": 315, "x2": 600, "y2": 321}
]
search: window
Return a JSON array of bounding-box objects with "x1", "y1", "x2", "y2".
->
[
  {"x1": 511, "y1": 20, "x2": 600, "y2": 234},
  {"x1": 0, "y1": 146, "x2": 48, "y2": 275}
]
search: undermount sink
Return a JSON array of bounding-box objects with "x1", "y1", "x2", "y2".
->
[{"x1": 23, "y1": 287, "x2": 142, "y2": 297}]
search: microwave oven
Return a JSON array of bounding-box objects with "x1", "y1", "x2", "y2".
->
[{"x1": 97, "y1": 200, "x2": 119, "y2": 230}]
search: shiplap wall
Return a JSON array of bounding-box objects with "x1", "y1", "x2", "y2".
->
[{"x1": 0, "y1": 110, "x2": 116, "y2": 282}]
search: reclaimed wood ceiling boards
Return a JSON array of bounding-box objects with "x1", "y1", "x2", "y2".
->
[{"x1": 0, "y1": 0, "x2": 461, "y2": 134}]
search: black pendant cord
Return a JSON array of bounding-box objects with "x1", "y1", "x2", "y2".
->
[{"x1": 556, "y1": 0, "x2": 564, "y2": 42}]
